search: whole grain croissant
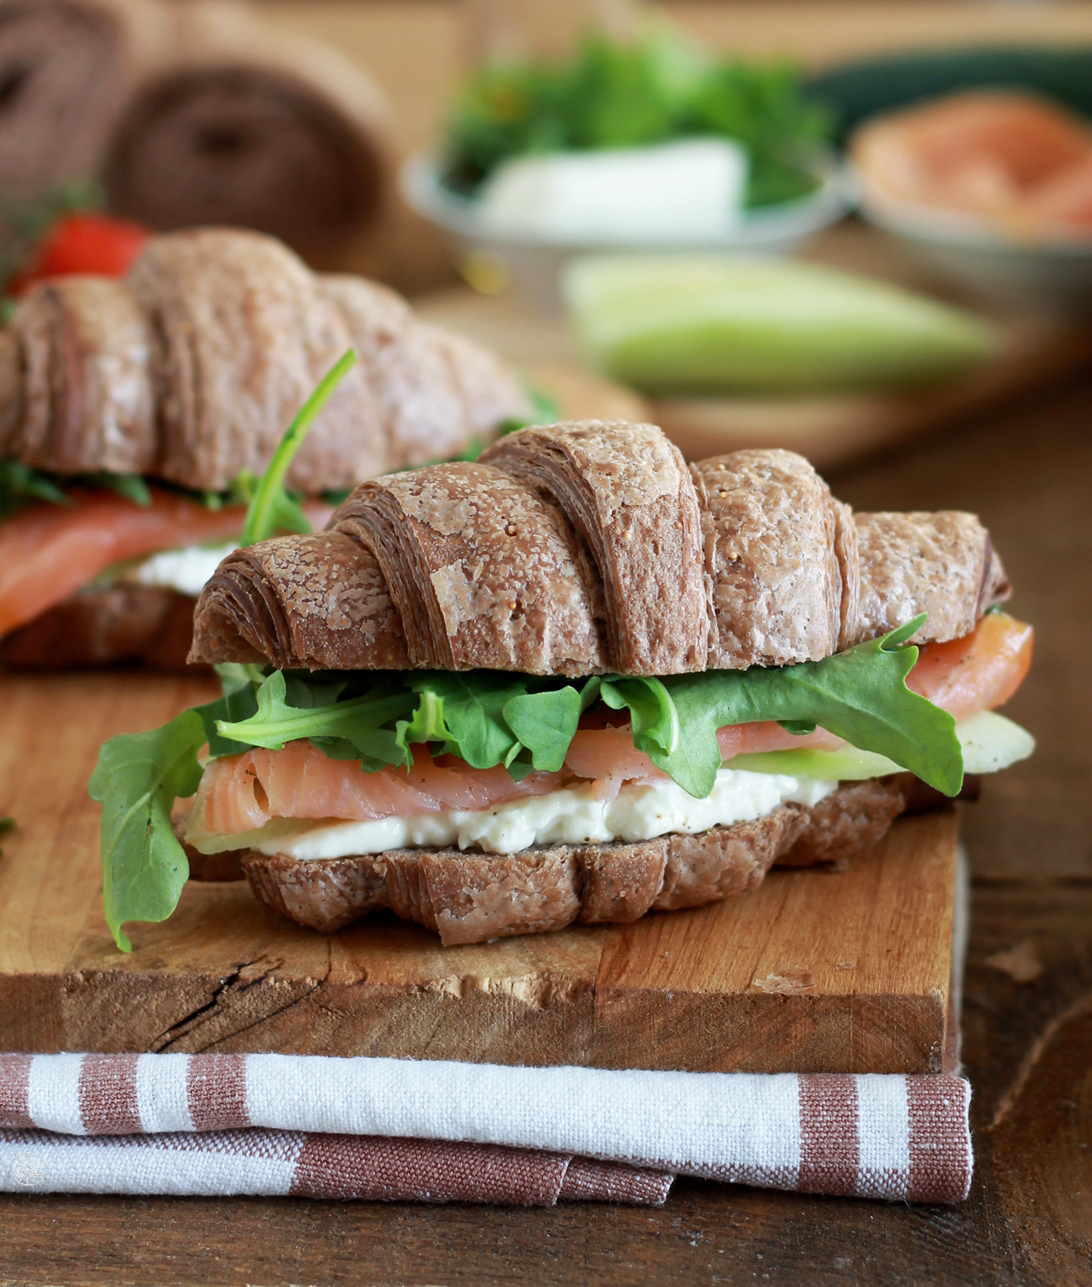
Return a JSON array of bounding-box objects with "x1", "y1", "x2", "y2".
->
[
  {"x1": 0, "y1": 227, "x2": 531, "y2": 491},
  {"x1": 191, "y1": 420, "x2": 1010, "y2": 674},
  {"x1": 184, "y1": 420, "x2": 1014, "y2": 945},
  {"x1": 0, "y1": 226, "x2": 530, "y2": 671}
]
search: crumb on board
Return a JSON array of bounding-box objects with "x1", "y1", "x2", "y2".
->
[{"x1": 753, "y1": 966, "x2": 816, "y2": 995}]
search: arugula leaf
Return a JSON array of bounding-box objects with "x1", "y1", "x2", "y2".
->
[
  {"x1": 85, "y1": 472, "x2": 151, "y2": 507},
  {"x1": 0, "y1": 816, "x2": 13, "y2": 833},
  {"x1": 0, "y1": 460, "x2": 70, "y2": 520},
  {"x1": 216, "y1": 670, "x2": 412, "y2": 765},
  {"x1": 206, "y1": 618, "x2": 959, "y2": 798},
  {"x1": 89, "y1": 711, "x2": 206, "y2": 952},
  {"x1": 395, "y1": 688, "x2": 449, "y2": 753},
  {"x1": 0, "y1": 460, "x2": 156, "y2": 522},
  {"x1": 600, "y1": 676, "x2": 679, "y2": 756},
  {"x1": 195, "y1": 668, "x2": 261, "y2": 759},
  {"x1": 241, "y1": 350, "x2": 357, "y2": 547},
  {"x1": 403, "y1": 672, "x2": 528, "y2": 769},
  {"x1": 212, "y1": 661, "x2": 266, "y2": 691},
  {"x1": 502, "y1": 685, "x2": 583, "y2": 771},
  {"x1": 212, "y1": 668, "x2": 594, "y2": 778},
  {"x1": 648, "y1": 615, "x2": 962, "y2": 799}
]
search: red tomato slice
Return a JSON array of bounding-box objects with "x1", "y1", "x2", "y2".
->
[{"x1": 11, "y1": 214, "x2": 149, "y2": 294}]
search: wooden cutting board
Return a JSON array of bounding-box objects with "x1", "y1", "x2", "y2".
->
[{"x1": 0, "y1": 671, "x2": 959, "y2": 1073}]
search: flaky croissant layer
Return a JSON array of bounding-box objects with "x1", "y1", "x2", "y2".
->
[
  {"x1": 0, "y1": 228, "x2": 531, "y2": 493},
  {"x1": 191, "y1": 421, "x2": 1010, "y2": 675}
]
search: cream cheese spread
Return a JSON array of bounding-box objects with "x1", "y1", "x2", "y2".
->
[
  {"x1": 185, "y1": 768, "x2": 838, "y2": 860},
  {"x1": 120, "y1": 540, "x2": 240, "y2": 597}
]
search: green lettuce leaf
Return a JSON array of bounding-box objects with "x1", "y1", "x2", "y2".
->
[
  {"x1": 89, "y1": 710, "x2": 206, "y2": 952},
  {"x1": 647, "y1": 614, "x2": 961, "y2": 798},
  {"x1": 0, "y1": 461, "x2": 155, "y2": 520}
]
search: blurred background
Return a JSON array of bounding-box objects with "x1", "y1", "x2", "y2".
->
[{"x1": 3, "y1": 0, "x2": 1092, "y2": 468}]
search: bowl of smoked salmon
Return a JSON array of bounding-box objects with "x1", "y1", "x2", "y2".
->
[{"x1": 849, "y1": 90, "x2": 1092, "y2": 313}]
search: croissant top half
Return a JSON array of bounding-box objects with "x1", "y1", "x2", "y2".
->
[
  {"x1": 0, "y1": 227, "x2": 532, "y2": 492},
  {"x1": 191, "y1": 421, "x2": 1011, "y2": 676}
]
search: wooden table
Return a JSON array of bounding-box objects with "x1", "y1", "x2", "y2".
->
[
  {"x1": 1, "y1": 357, "x2": 1089, "y2": 1287},
  {"x1": 4, "y1": 0, "x2": 1092, "y2": 1274}
]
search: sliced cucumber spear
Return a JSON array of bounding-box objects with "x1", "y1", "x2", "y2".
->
[{"x1": 563, "y1": 255, "x2": 998, "y2": 393}]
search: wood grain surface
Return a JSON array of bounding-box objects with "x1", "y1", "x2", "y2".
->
[
  {"x1": 1, "y1": 3, "x2": 1090, "y2": 1280},
  {"x1": 0, "y1": 672, "x2": 957, "y2": 1071},
  {"x1": 2, "y1": 333, "x2": 1085, "y2": 1287}
]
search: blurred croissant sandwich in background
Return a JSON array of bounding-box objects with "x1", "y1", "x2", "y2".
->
[
  {"x1": 92, "y1": 419, "x2": 1035, "y2": 951},
  {"x1": 0, "y1": 227, "x2": 532, "y2": 669}
]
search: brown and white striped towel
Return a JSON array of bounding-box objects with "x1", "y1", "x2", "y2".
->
[{"x1": 0, "y1": 1054, "x2": 973, "y2": 1205}]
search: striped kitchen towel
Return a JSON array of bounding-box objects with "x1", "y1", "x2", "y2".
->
[{"x1": 0, "y1": 1053, "x2": 973, "y2": 1204}]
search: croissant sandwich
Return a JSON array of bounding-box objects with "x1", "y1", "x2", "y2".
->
[
  {"x1": 91, "y1": 419, "x2": 1035, "y2": 951},
  {"x1": 0, "y1": 227, "x2": 531, "y2": 669}
]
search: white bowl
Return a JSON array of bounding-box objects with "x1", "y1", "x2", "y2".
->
[
  {"x1": 401, "y1": 147, "x2": 852, "y2": 309},
  {"x1": 855, "y1": 184, "x2": 1092, "y2": 316}
]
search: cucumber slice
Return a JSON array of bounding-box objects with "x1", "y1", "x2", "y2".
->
[
  {"x1": 956, "y1": 709, "x2": 1036, "y2": 774},
  {"x1": 724, "y1": 710, "x2": 1034, "y2": 780},
  {"x1": 564, "y1": 255, "x2": 998, "y2": 393}
]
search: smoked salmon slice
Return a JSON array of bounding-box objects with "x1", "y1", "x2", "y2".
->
[
  {"x1": 191, "y1": 740, "x2": 569, "y2": 838},
  {"x1": 0, "y1": 489, "x2": 333, "y2": 637},
  {"x1": 852, "y1": 90, "x2": 1092, "y2": 236},
  {"x1": 907, "y1": 609, "x2": 1033, "y2": 721},
  {"x1": 190, "y1": 612, "x2": 1034, "y2": 837}
]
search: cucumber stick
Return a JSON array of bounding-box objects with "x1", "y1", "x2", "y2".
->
[
  {"x1": 724, "y1": 710, "x2": 1035, "y2": 780},
  {"x1": 563, "y1": 255, "x2": 999, "y2": 393}
]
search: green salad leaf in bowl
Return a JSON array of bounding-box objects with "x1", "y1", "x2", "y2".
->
[{"x1": 442, "y1": 32, "x2": 836, "y2": 211}]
